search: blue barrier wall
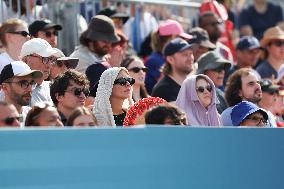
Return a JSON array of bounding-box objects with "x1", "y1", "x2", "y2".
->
[{"x1": 0, "y1": 127, "x2": 284, "y2": 189}]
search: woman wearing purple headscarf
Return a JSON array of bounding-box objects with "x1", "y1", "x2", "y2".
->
[{"x1": 175, "y1": 74, "x2": 221, "y2": 126}]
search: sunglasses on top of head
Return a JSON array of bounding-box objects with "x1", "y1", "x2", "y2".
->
[
  {"x1": 8, "y1": 31, "x2": 30, "y2": 37},
  {"x1": 43, "y1": 30, "x2": 58, "y2": 37},
  {"x1": 129, "y1": 67, "x2": 148, "y2": 73},
  {"x1": 196, "y1": 85, "x2": 213, "y2": 93},
  {"x1": 114, "y1": 77, "x2": 135, "y2": 86}
]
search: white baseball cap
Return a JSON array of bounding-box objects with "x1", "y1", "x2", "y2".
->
[
  {"x1": 20, "y1": 38, "x2": 57, "y2": 58},
  {"x1": 0, "y1": 61, "x2": 43, "y2": 84}
]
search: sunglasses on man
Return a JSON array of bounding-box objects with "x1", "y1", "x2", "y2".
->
[
  {"x1": 43, "y1": 30, "x2": 58, "y2": 38},
  {"x1": 65, "y1": 87, "x2": 90, "y2": 97}
]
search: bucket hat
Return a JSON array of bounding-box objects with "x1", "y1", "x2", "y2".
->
[
  {"x1": 83, "y1": 15, "x2": 120, "y2": 43},
  {"x1": 196, "y1": 51, "x2": 231, "y2": 74}
]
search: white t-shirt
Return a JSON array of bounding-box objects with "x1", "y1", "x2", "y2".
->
[
  {"x1": 0, "y1": 52, "x2": 14, "y2": 73},
  {"x1": 31, "y1": 81, "x2": 54, "y2": 106}
]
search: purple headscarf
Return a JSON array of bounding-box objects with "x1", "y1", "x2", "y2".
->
[{"x1": 175, "y1": 74, "x2": 221, "y2": 126}]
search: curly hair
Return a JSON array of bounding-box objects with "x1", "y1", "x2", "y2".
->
[
  {"x1": 50, "y1": 69, "x2": 90, "y2": 106},
  {"x1": 225, "y1": 68, "x2": 251, "y2": 106}
]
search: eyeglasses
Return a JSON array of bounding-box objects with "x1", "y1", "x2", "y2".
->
[
  {"x1": 8, "y1": 31, "x2": 30, "y2": 37},
  {"x1": 129, "y1": 67, "x2": 148, "y2": 73},
  {"x1": 5, "y1": 80, "x2": 35, "y2": 89},
  {"x1": 44, "y1": 30, "x2": 58, "y2": 37},
  {"x1": 29, "y1": 55, "x2": 57, "y2": 64},
  {"x1": 196, "y1": 85, "x2": 213, "y2": 93},
  {"x1": 245, "y1": 115, "x2": 268, "y2": 126},
  {"x1": 65, "y1": 87, "x2": 90, "y2": 97},
  {"x1": 1, "y1": 116, "x2": 22, "y2": 125},
  {"x1": 270, "y1": 40, "x2": 284, "y2": 47},
  {"x1": 114, "y1": 77, "x2": 135, "y2": 86},
  {"x1": 212, "y1": 66, "x2": 225, "y2": 73}
]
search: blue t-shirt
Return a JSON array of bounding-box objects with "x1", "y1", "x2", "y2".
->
[
  {"x1": 239, "y1": 2, "x2": 283, "y2": 39},
  {"x1": 256, "y1": 60, "x2": 278, "y2": 79},
  {"x1": 145, "y1": 52, "x2": 164, "y2": 93}
]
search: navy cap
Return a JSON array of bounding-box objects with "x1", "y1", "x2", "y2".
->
[
  {"x1": 163, "y1": 38, "x2": 193, "y2": 56},
  {"x1": 231, "y1": 101, "x2": 268, "y2": 126},
  {"x1": 236, "y1": 36, "x2": 260, "y2": 50}
]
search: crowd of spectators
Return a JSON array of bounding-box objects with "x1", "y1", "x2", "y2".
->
[{"x1": 0, "y1": 0, "x2": 284, "y2": 128}]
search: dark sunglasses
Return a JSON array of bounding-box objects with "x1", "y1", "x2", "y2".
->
[
  {"x1": 270, "y1": 40, "x2": 284, "y2": 47},
  {"x1": 8, "y1": 31, "x2": 30, "y2": 37},
  {"x1": 66, "y1": 88, "x2": 90, "y2": 97},
  {"x1": 129, "y1": 67, "x2": 148, "y2": 73},
  {"x1": 1, "y1": 116, "x2": 22, "y2": 125},
  {"x1": 114, "y1": 77, "x2": 135, "y2": 86},
  {"x1": 5, "y1": 80, "x2": 35, "y2": 89},
  {"x1": 196, "y1": 85, "x2": 213, "y2": 93},
  {"x1": 44, "y1": 30, "x2": 58, "y2": 37}
]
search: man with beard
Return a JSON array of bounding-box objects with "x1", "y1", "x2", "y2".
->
[
  {"x1": 199, "y1": 11, "x2": 233, "y2": 62},
  {"x1": 0, "y1": 61, "x2": 43, "y2": 126},
  {"x1": 20, "y1": 38, "x2": 57, "y2": 105},
  {"x1": 221, "y1": 68, "x2": 276, "y2": 127},
  {"x1": 50, "y1": 70, "x2": 90, "y2": 125},
  {"x1": 151, "y1": 38, "x2": 194, "y2": 102},
  {"x1": 70, "y1": 15, "x2": 121, "y2": 74}
]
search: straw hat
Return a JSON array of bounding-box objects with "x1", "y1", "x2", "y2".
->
[{"x1": 260, "y1": 26, "x2": 284, "y2": 47}]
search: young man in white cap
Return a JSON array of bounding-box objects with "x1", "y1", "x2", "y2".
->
[
  {"x1": 0, "y1": 61, "x2": 43, "y2": 125},
  {"x1": 20, "y1": 38, "x2": 57, "y2": 105}
]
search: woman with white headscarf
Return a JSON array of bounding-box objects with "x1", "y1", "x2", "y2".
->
[
  {"x1": 175, "y1": 74, "x2": 221, "y2": 126},
  {"x1": 93, "y1": 67, "x2": 135, "y2": 127}
]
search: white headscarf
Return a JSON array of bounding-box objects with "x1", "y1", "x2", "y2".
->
[{"x1": 93, "y1": 67, "x2": 128, "y2": 127}]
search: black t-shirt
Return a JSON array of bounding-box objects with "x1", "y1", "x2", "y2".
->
[
  {"x1": 151, "y1": 75, "x2": 181, "y2": 102},
  {"x1": 113, "y1": 111, "x2": 126, "y2": 126}
]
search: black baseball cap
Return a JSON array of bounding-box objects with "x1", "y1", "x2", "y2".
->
[{"x1": 29, "y1": 19, "x2": 62, "y2": 36}]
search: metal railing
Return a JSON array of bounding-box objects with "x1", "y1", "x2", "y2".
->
[{"x1": 0, "y1": 0, "x2": 201, "y2": 55}]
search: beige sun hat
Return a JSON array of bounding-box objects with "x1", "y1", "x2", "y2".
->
[{"x1": 260, "y1": 26, "x2": 284, "y2": 47}]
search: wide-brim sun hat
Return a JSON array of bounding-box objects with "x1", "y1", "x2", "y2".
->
[{"x1": 260, "y1": 26, "x2": 284, "y2": 47}]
